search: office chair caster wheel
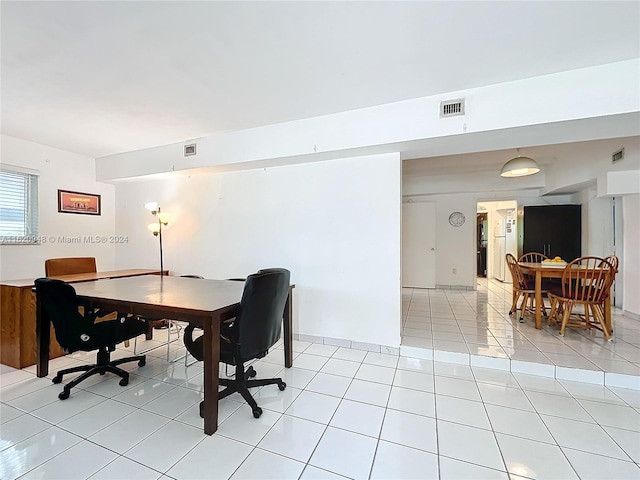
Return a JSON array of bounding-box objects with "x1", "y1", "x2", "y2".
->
[
  {"x1": 138, "y1": 358, "x2": 146, "y2": 367},
  {"x1": 252, "y1": 407, "x2": 263, "y2": 418},
  {"x1": 52, "y1": 375, "x2": 62, "y2": 384},
  {"x1": 58, "y1": 390, "x2": 70, "y2": 400},
  {"x1": 278, "y1": 381, "x2": 286, "y2": 391},
  {"x1": 246, "y1": 366, "x2": 256, "y2": 379},
  {"x1": 119, "y1": 377, "x2": 129, "y2": 387}
]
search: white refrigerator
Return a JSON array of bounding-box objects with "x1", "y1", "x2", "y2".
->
[
  {"x1": 494, "y1": 219, "x2": 507, "y2": 281},
  {"x1": 493, "y1": 215, "x2": 517, "y2": 282}
]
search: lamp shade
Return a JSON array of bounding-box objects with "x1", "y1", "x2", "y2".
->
[
  {"x1": 145, "y1": 201, "x2": 159, "y2": 213},
  {"x1": 148, "y1": 223, "x2": 160, "y2": 235},
  {"x1": 157, "y1": 212, "x2": 170, "y2": 224},
  {"x1": 500, "y1": 156, "x2": 540, "y2": 177}
]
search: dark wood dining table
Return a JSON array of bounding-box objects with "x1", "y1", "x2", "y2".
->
[
  {"x1": 518, "y1": 261, "x2": 612, "y2": 331},
  {"x1": 35, "y1": 274, "x2": 294, "y2": 435}
]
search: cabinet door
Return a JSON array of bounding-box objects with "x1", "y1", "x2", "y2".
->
[
  {"x1": 523, "y1": 205, "x2": 581, "y2": 260},
  {"x1": 523, "y1": 206, "x2": 549, "y2": 255},
  {"x1": 547, "y1": 205, "x2": 581, "y2": 260}
]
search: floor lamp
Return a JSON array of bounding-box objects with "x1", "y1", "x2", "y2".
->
[
  {"x1": 139, "y1": 202, "x2": 182, "y2": 361},
  {"x1": 145, "y1": 202, "x2": 169, "y2": 275}
]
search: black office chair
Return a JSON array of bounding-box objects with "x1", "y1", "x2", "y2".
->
[
  {"x1": 184, "y1": 269, "x2": 290, "y2": 418},
  {"x1": 34, "y1": 278, "x2": 148, "y2": 400}
]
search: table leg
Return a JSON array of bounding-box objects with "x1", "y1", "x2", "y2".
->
[
  {"x1": 35, "y1": 294, "x2": 50, "y2": 377},
  {"x1": 535, "y1": 271, "x2": 542, "y2": 329},
  {"x1": 202, "y1": 315, "x2": 220, "y2": 435},
  {"x1": 605, "y1": 295, "x2": 612, "y2": 334},
  {"x1": 284, "y1": 287, "x2": 293, "y2": 368}
]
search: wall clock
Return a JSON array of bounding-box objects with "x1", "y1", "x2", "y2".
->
[{"x1": 448, "y1": 211, "x2": 466, "y2": 227}]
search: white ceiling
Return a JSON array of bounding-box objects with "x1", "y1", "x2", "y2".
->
[{"x1": 1, "y1": 1, "x2": 638, "y2": 159}]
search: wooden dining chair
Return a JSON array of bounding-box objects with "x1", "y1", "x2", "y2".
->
[
  {"x1": 547, "y1": 256, "x2": 614, "y2": 340},
  {"x1": 506, "y1": 254, "x2": 547, "y2": 322},
  {"x1": 518, "y1": 252, "x2": 548, "y2": 263}
]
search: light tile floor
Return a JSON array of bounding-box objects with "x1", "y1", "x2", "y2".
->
[
  {"x1": 401, "y1": 279, "x2": 640, "y2": 389},
  {"x1": 1, "y1": 330, "x2": 640, "y2": 479}
]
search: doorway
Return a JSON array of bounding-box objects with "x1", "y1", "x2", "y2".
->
[
  {"x1": 477, "y1": 200, "x2": 518, "y2": 282},
  {"x1": 477, "y1": 212, "x2": 488, "y2": 277}
]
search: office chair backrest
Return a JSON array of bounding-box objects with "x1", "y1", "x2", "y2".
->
[
  {"x1": 235, "y1": 269, "x2": 290, "y2": 361},
  {"x1": 45, "y1": 257, "x2": 97, "y2": 276},
  {"x1": 34, "y1": 278, "x2": 94, "y2": 353}
]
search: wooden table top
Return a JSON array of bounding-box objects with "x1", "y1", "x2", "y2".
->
[
  {"x1": 518, "y1": 262, "x2": 567, "y2": 272},
  {"x1": 72, "y1": 275, "x2": 246, "y2": 313},
  {"x1": 0, "y1": 269, "x2": 163, "y2": 288}
]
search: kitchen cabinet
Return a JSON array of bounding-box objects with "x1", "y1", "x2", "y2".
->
[{"x1": 523, "y1": 205, "x2": 581, "y2": 261}]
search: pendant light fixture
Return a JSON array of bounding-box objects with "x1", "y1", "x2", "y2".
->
[{"x1": 500, "y1": 149, "x2": 540, "y2": 177}]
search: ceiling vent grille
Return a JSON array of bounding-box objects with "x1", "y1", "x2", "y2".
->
[
  {"x1": 440, "y1": 99, "x2": 465, "y2": 118},
  {"x1": 184, "y1": 143, "x2": 197, "y2": 157},
  {"x1": 612, "y1": 148, "x2": 624, "y2": 163}
]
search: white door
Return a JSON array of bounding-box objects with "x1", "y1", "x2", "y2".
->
[{"x1": 402, "y1": 202, "x2": 436, "y2": 288}]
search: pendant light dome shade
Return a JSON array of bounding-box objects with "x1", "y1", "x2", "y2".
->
[{"x1": 500, "y1": 156, "x2": 540, "y2": 177}]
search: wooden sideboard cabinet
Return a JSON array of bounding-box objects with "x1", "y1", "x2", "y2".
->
[{"x1": 1, "y1": 282, "x2": 66, "y2": 368}]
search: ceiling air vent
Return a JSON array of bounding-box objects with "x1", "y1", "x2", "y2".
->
[
  {"x1": 440, "y1": 99, "x2": 465, "y2": 118},
  {"x1": 184, "y1": 143, "x2": 197, "y2": 157},
  {"x1": 612, "y1": 148, "x2": 624, "y2": 163}
]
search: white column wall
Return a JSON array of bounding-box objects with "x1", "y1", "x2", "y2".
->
[
  {"x1": 114, "y1": 153, "x2": 402, "y2": 348},
  {"x1": 623, "y1": 194, "x2": 640, "y2": 316},
  {"x1": 0, "y1": 135, "x2": 115, "y2": 279}
]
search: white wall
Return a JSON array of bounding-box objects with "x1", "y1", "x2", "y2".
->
[
  {"x1": 623, "y1": 194, "x2": 640, "y2": 316},
  {"x1": 580, "y1": 189, "x2": 614, "y2": 258},
  {"x1": 113, "y1": 153, "x2": 403, "y2": 348},
  {"x1": 0, "y1": 135, "x2": 115, "y2": 279},
  {"x1": 96, "y1": 60, "x2": 639, "y2": 181},
  {"x1": 402, "y1": 194, "x2": 477, "y2": 288}
]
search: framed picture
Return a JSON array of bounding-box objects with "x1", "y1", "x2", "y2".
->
[{"x1": 58, "y1": 189, "x2": 101, "y2": 215}]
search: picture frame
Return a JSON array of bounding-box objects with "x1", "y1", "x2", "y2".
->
[{"x1": 57, "y1": 189, "x2": 101, "y2": 215}]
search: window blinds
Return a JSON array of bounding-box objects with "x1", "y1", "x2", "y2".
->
[{"x1": 0, "y1": 168, "x2": 39, "y2": 243}]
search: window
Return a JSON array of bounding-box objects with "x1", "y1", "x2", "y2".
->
[{"x1": 0, "y1": 167, "x2": 39, "y2": 244}]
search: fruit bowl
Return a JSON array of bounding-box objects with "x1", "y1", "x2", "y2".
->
[{"x1": 541, "y1": 259, "x2": 567, "y2": 267}]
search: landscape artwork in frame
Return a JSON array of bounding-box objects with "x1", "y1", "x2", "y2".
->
[{"x1": 58, "y1": 189, "x2": 101, "y2": 215}]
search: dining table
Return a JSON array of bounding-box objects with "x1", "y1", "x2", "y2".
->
[{"x1": 518, "y1": 261, "x2": 612, "y2": 332}]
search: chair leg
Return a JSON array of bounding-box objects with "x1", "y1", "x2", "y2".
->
[
  {"x1": 56, "y1": 350, "x2": 145, "y2": 400},
  {"x1": 52, "y1": 364, "x2": 93, "y2": 384},
  {"x1": 559, "y1": 302, "x2": 574, "y2": 336},
  {"x1": 520, "y1": 293, "x2": 528, "y2": 322},
  {"x1": 548, "y1": 297, "x2": 557, "y2": 326},
  {"x1": 58, "y1": 367, "x2": 106, "y2": 400},
  {"x1": 111, "y1": 355, "x2": 146, "y2": 368},
  {"x1": 590, "y1": 304, "x2": 612, "y2": 341},
  {"x1": 212, "y1": 363, "x2": 286, "y2": 419},
  {"x1": 509, "y1": 290, "x2": 519, "y2": 315}
]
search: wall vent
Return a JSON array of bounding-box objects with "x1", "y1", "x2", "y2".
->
[
  {"x1": 440, "y1": 99, "x2": 465, "y2": 118},
  {"x1": 612, "y1": 148, "x2": 624, "y2": 163},
  {"x1": 184, "y1": 143, "x2": 197, "y2": 157}
]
